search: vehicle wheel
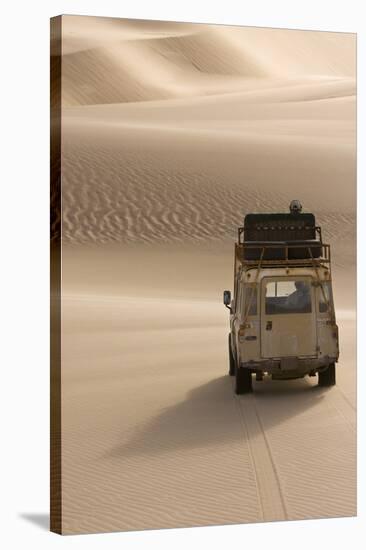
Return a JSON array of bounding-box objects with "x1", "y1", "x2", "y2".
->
[
  {"x1": 235, "y1": 366, "x2": 253, "y2": 394},
  {"x1": 228, "y1": 334, "x2": 236, "y2": 376},
  {"x1": 318, "y1": 363, "x2": 336, "y2": 387}
]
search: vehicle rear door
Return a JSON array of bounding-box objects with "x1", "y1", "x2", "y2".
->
[{"x1": 260, "y1": 277, "x2": 317, "y2": 358}]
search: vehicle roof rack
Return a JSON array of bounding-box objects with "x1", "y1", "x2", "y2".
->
[{"x1": 235, "y1": 240, "x2": 331, "y2": 268}]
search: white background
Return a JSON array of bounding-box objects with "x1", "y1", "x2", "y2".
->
[{"x1": 0, "y1": 0, "x2": 364, "y2": 548}]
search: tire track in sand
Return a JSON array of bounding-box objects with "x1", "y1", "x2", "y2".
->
[
  {"x1": 231, "y1": 381, "x2": 288, "y2": 522},
  {"x1": 239, "y1": 377, "x2": 356, "y2": 520},
  {"x1": 324, "y1": 386, "x2": 356, "y2": 433}
]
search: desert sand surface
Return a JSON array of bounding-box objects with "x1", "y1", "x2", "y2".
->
[{"x1": 58, "y1": 16, "x2": 356, "y2": 534}]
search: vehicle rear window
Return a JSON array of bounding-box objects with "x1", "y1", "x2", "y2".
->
[{"x1": 265, "y1": 280, "x2": 312, "y2": 315}]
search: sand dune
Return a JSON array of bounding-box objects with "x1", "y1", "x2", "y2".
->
[
  {"x1": 62, "y1": 84, "x2": 356, "y2": 270},
  {"x1": 58, "y1": 16, "x2": 356, "y2": 534},
  {"x1": 59, "y1": 16, "x2": 355, "y2": 106},
  {"x1": 219, "y1": 25, "x2": 356, "y2": 78},
  {"x1": 61, "y1": 25, "x2": 269, "y2": 106}
]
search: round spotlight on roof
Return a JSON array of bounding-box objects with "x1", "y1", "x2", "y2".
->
[{"x1": 289, "y1": 200, "x2": 303, "y2": 214}]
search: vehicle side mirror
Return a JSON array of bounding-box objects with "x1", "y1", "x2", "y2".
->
[{"x1": 223, "y1": 290, "x2": 232, "y2": 311}]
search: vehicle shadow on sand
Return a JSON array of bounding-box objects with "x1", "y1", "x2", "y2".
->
[{"x1": 107, "y1": 374, "x2": 330, "y2": 458}]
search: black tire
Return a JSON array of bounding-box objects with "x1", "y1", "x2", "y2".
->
[
  {"x1": 228, "y1": 334, "x2": 236, "y2": 376},
  {"x1": 235, "y1": 365, "x2": 253, "y2": 394},
  {"x1": 318, "y1": 363, "x2": 336, "y2": 387}
]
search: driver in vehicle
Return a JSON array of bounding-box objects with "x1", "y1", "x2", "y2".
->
[{"x1": 286, "y1": 281, "x2": 311, "y2": 312}]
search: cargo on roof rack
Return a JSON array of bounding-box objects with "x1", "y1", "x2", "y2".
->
[
  {"x1": 244, "y1": 213, "x2": 317, "y2": 242},
  {"x1": 238, "y1": 211, "x2": 323, "y2": 261}
]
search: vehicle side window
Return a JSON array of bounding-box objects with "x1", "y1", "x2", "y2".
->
[
  {"x1": 236, "y1": 285, "x2": 242, "y2": 314},
  {"x1": 244, "y1": 286, "x2": 258, "y2": 316},
  {"x1": 234, "y1": 277, "x2": 240, "y2": 313},
  {"x1": 318, "y1": 282, "x2": 333, "y2": 313}
]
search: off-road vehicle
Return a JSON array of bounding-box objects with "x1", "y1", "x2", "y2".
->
[{"x1": 223, "y1": 201, "x2": 339, "y2": 394}]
